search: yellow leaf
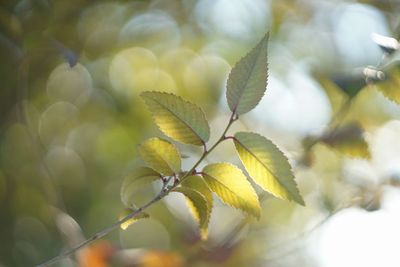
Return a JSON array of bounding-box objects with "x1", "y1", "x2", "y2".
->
[
  {"x1": 202, "y1": 163, "x2": 260, "y2": 218},
  {"x1": 234, "y1": 132, "x2": 304, "y2": 205},
  {"x1": 374, "y1": 67, "x2": 400, "y2": 104},
  {"x1": 141, "y1": 92, "x2": 210, "y2": 146},
  {"x1": 181, "y1": 175, "x2": 213, "y2": 239},
  {"x1": 119, "y1": 209, "x2": 150, "y2": 230},
  {"x1": 181, "y1": 175, "x2": 213, "y2": 209},
  {"x1": 173, "y1": 187, "x2": 210, "y2": 239},
  {"x1": 138, "y1": 138, "x2": 181, "y2": 176}
]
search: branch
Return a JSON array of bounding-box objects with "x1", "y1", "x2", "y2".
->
[
  {"x1": 36, "y1": 180, "x2": 169, "y2": 267},
  {"x1": 37, "y1": 112, "x2": 237, "y2": 267}
]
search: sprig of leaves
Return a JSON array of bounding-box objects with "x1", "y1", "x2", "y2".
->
[
  {"x1": 125, "y1": 32, "x2": 303, "y2": 238},
  {"x1": 38, "y1": 33, "x2": 304, "y2": 267}
]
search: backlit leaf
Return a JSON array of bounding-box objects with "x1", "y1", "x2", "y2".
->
[
  {"x1": 202, "y1": 163, "x2": 260, "y2": 218},
  {"x1": 234, "y1": 132, "x2": 304, "y2": 205},
  {"x1": 121, "y1": 167, "x2": 161, "y2": 207},
  {"x1": 226, "y1": 33, "x2": 269, "y2": 115},
  {"x1": 138, "y1": 138, "x2": 181, "y2": 176},
  {"x1": 119, "y1": 208, "x2": 150, "y2": 230},
  {"x1": 141, "y1": 91, "x2": 210, "y2": 145},
  {"x1": 181, "y1": 175, "x2": 213, "y2": 209},
  {"x1": 181, "y1": 175, "x2": 213, "y2": 239},
  {"x1": 172, "y1": 187, "x2": 210, "y2": 239}
]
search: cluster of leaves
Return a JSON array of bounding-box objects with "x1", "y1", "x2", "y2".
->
[{"x1": 120, "y1": 33, "x2": 304, "y2": 239}]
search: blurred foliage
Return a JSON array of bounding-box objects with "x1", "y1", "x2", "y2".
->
[{"x1": 1, "y1": 0, "x2": 400, "y2": 267}]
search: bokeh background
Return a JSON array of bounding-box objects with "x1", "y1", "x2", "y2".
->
[{"x1": 1, "y1": 0, "x2": 400, "y2": 266}]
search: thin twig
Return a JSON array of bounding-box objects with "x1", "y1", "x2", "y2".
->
[
  {"x1": 37, "y1": 111, "x2": 238, "y2": 266},
  {"x1": 36, "y1": 175, "x2": 176, "y2": 267}
]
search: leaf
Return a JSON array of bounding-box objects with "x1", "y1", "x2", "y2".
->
[
  {"x1": 181, "y1": 175, "x2": 213, "y2": 239},
  {"x1": 119, "y1": 208, "x2": 150, "y2": 230},
  {"x1": 181, "y1": 175, "x2": 213, "y2": 208},
  {"x1": 121, "y1": 167, "x2": 161, "y2": 207},
  {"x1": 234, "y1": 132, "x2": 304, "y2": 205},
  {"x1": 202, "y1": 163, "x2": 260, "y2": 218},
  {"x1": 141, "y1": 91, "x2": 210, "y2": 146},
  {"x1": 140, "y1": 251, "x2": 184, "y2": 267},
  {"x1": 226, "y1": 33, "x2": 269, "y2": 115},
  {"x1": 320, "y1": 122, "x2": 370, "y2": 158},
  {"x1": 331, "y1": 71, "x2": 367, "y2": 98},
  {"x1": 138, "y1": 138, "x2": 181, "y2": 176},
  {"x1": 172, "y1": 187, "x2": 210, "y2": 239},
  {"x1": 374, "y1": 67, "x2": 400, "y2": 104},
  {"x1": 314, "y1": 74, "x2": 348, "y2": 114}
]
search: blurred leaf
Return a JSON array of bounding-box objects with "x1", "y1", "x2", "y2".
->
[
  {"x1": 202, "y1": 163, "x2": 260, "y2": 218},
  {"x1": 140, "y1": 251, "x2": 185, "y2": 267},
  {"x1": 141, "y1": 92, "x2": 210, "y2": 146},
  {"x1": 226, "y1": 33, "x2": 269, "y2": 115},
  {"x1": 234, "y1": 132, "x2": 304, "y2": 205},
  {"x1": 172, "y1": 187, "x2": 210, "y2": 239},
  {"x1": 121, "y1": 167, "x2": 161, "y2": 207},
  {"x1": 314, "y1": 74, "x2": 348, "y2": 115},
  {"x1": 374, "y1": 67, "x2": 400, "y2": 104},
  {"x1": 119, "y1": 209, "x2": 150, "y2": 230},
  {"x1": 331, "y1": 70, "x2": 367, "y2": 97},
  {"x1": 138, "y1": 138, "x2": 181, "y2": 176},
  {"x1": 78, "y1": 240, "x2": 114, "y2": 267},
  {"x1": 320, "y1": 122, "x2": 371, "y2": 158}
]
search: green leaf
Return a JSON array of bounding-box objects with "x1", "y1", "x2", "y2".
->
[
  {"x1": 320, "y1": 122, "x2": 370, "y2": 158},
  {"x1": 226, "y1": 33, "x2": 269, "y2": 115},
  {"x1": 181, "y1": 175, "x2": 213, "y2": 239},
  {"x1": 141, "y1": 91, "x2": 210, "y2": 146},
  {"x1": 172, "y1": 186, "x2": 211, "y2": 240},
  {"x1": 138, "y1": 137, "x2": 181, "y2": 176},
  {"x1": 119, "y1": 208, "x2": 150, "y2": 230},
  {"x1": 234, "y1": 132, "x2": 304, "y2": 205},
  {"x1": 120, "y1": 167, "x2": 161, "y2": 207},
  {"x1": 202, "y1": 163, "x2": 261, "y2": 218}
]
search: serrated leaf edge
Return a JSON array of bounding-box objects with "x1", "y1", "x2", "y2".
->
[
  {"x1": 141, "y1": 91, "x2": 210, "y2": 145},
  {"x1": 138, "y1": 137, "x2": 182, "y2": 175},
  {"x1": 234, "y1": 132, "x2": 304, "y2": 205},
  {"x1": 227, "y1": 33, "x2": 269, "y2": 115},
  {"x1": 202, "y1": 162, "x2": 261, "y2": 218}
]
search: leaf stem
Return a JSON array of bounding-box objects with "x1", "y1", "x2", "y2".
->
[
  {"x1": 37, "y1": 112, "x2": 237, "y2": 267},
  {"x1": 180, "y1": 111, "x2": 237, "y2": 182}
]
